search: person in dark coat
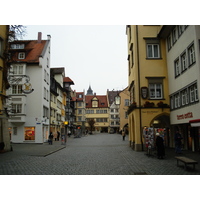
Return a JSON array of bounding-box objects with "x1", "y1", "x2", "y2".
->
[
  {"x1": 174, "y1": 131, "x2": 182, "y2": 153},
  {"x1": 57, "y1": 131, "x2": 60, "y2": 141},
  {"x1": 48, "y1": 132, "x2": 53, "y2": 145},
  {"x1": 156, "y1": 132, "x2": 165, "y2": 159}
]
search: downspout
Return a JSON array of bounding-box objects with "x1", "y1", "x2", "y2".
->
[{"x1": 136, "y1": 25, "x2": 143, "y2": 151}]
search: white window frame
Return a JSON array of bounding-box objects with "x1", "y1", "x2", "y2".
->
[
  {"x1": 190, "y1": 86, "x2": 195, "y2": 103},
  {"x1": 181, "y1": 52, "x2": 187, "y2": 71},
  {"x1": 167, "y1": 35, "x2": 172, "y2": 50},
  {"x1": 188, "y1": 44, "x2": 195, "y2": 66},
  {"x1": 147, "y1": 44, "x2": 160, "y2": 58},
  {"x1": 12, "y1": 64, "x2": 24, "y2": 75},
  {"x1": 174, "y1": 93, "x2": 180, "y2": 108},
  {"x1": 194, "y1": 84, "x2": 198, "y2": 101},
  {"x1": 11, "y1": 44, "x2": 25, "y2": 49},
  {"x1": 12, "y1": 104, "x2": 22, "y2": 114},
  {"x1": 172, "y1": 28, "x2": 177, "y2": 44},
  {"x1": 12, "y1": 85, "x2": 22, "y2": 94},
  {"x1": 149, "y1": 83, "x2": 163, "y2": 99},
  {"x1": 174, "y1": 58, "x2": 180, "y2": 77},
  {"x1": 18, "y1": 52, "x2": 25, "y2": 59}
]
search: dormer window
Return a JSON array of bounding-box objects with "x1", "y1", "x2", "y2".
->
[
  {"x1": 92, "y1": 97, "x2": 98, "y2": 107},
  {"x1": 11, "y1": 44, "x2": 25, "y2": 49},
  {"x1": 18, "y1": 52, "x2": 25, "y2": 59}
]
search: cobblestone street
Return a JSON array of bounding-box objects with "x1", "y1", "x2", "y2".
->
[{"x1": 1, "y1": 133, "x2": 200, "y2": 175}]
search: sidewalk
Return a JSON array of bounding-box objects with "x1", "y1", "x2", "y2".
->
[{"x1": 7, "y1": 140, "x2": 66, "y2": 157}]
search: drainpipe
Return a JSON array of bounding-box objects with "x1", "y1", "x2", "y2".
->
[{"x1": 136, "y1": 25, "x2": 144, "y2": 151}]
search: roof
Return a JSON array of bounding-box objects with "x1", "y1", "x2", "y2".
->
[
  {"x1": 9, "y1": 40, "x2": 48, "y2": 63},
  {"x1": 107, "y1": 90, "x2": 121, "y2": 105},
  {"x1": 63, "y1": 77, "x2": 74, "y2": 85},
  {"x1": 50, "y1": 67, "x2": 65, "y2": 75},
  {"x1": 76, "y1": 92, "x2": 84, "y2": 101},
  {"x1": 85, "y1": 95, "x2": 108, "y2": 108}
]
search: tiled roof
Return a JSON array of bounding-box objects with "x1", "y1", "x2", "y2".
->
[
  {"x1": 76, "y1": 92, "x2": 84, "y2": 101},
  {"x1": 9, "y1": 40, "x2": 47, "y2": 63},
  {"x1": 107, "y1": 90, "x2": 121, "y2": 105},
  {"x1": 85, "y1": 95, "x2": 108, "y2": 108},
  {"x1": 63, "y1": 77, "x2": 74, "y2": 85}
]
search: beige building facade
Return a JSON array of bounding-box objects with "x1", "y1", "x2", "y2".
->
[
  {"x1": 119, "y1": 87, "x2": 129, "y2": 131},
  {"x1": 126, "y1": 25, "x2": 170, "y2": 151}
]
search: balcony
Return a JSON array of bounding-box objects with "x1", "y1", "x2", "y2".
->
[{"x1": 9, "y1": 115, "x2": 26, "y2": 123}]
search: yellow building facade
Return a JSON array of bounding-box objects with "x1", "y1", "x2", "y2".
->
[
  {"x1": 127, "y1": 25, "x2": 170, "y2": 151},
  {"x1": 85, "y1": 95, "x2": 109, "y2": 133},
  {"x1": 0, "y1": 25, "x2": 11, "y2": 151}
]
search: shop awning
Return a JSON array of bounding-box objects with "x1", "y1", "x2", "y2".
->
[{"x1": 189, "y1": 119, "x2": 200, "y2": 127}]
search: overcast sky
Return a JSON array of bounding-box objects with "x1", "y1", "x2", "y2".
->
[{"x1": 23, "y1": 25, "x2": 128, "y2": 95}]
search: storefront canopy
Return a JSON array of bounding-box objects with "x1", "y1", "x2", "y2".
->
[{"x1": 189, "y1": 119, "x2": 200, "y2": 127}]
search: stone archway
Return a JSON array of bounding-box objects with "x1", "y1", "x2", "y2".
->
[
  {"x1": 150, "y1": 113, "x2": 170, "y2": 128},
  {"x1": 150, "y1": 113, "x2": 171, "y2": 147}
]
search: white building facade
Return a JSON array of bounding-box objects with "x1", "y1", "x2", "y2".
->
[
  {"x1": 7, "y1": 33, "x2": 51, "y2": 143},
  {"x1": 159, "y1": 25, "x2": 200, "y2": 151}
]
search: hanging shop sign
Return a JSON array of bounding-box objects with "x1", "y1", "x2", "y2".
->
[
  {"x1": 141, "y1": 87, "x2": 148, "y2": 99},
  {"x1": 22, "y1": 80, "x2": 34, "y2": 94}
]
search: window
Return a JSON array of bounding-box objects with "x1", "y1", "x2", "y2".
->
[
  {"x1": 43, "y1": 106, "x2": 49, "y2": 118},
  {"x1": 174, "y1": 58, "x2": 180, "y2": 77},
  {"x1": 167, "y1": 35, "x2": 172, "y2": 50},
  {"x1": 13, "y1": 65, "x2": 24, "y2": 75},
  {"x1": 78, "y1": 109, "x2": 82, "y2": 114},
  {"x1": 181, "y1": 90, "x2": 186, "y2": 106},
  {"x1": 125, "y1": 111, "x2": 128, "y2": 119},
  {"x1": 86, "y1": 110, "x2": 94, "y2": 114},
  {"x1": 190, "y1": 85, "x2": 195, "y2": 103},
  {"x1": 12, "y1": 104, "x2": 22, "y2": 113},
  {"x1": 12, "y1": 85, "x2": 22, "y2": 94},
  {"x1": 170, "y1": 82, "x2": 198, "y2": 110},
  {"x1": 11, "y1": 44, "x2": 24, "y2": 49},
  {"x1": 147, "y1": 44, "x2": 160, "y2": 58},
  {"x1": 188, "y1": 43, "x2": 195, "y2": 66},
  {"x1": 149, "y1": 83, "x2": 163, "y2": 99},
  {"x1": 172, "y1": 28, "x2": 177, "y2": 44},
  {"x1": 18, "y1": 52, "x2": 25, "y2": 59},
  {"x1": 178, "y1": 25, "x2": 184, "y2": 37},
  {"x1": 170, "y1": 96, "x2": 174, "y2": 110},
  {"x1": 194, "y1": 84, "x2": 198, "y2": 101},
  {"x1": 124, "y1": 99, "x2": 129, "y2": 106},
  {"x1": 174, "y1": 93, "x2": 180, "y2": 108},
  {"x1": 181, "y1": 52, "x2": 187, "y2": 72}
]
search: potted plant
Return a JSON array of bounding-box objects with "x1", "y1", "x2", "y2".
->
[{"x1": 144, "y1": 101, "x2": 155, "y2": 108}]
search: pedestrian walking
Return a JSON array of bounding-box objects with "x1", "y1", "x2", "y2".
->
[
  {"x1": 48, "y1": 132, "x2": 53, "y2": 145},
  {"x1": 156, "y1": 132, "x2": 165, "y2": 159},
  {"x1": 57, "y1": 131, "x2": 60, "y2": 141},
  {"x1": 53, "y1": 132, "x2": 57, "y2": 141},
  {"x1": 174, "y1": 130, "x2": 182, "y2": 153},
  {"x1": 122, "y1": 129, "x2": 126, "y2": 141}
]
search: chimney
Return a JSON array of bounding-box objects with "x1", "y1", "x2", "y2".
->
[{"x1": 37, "y1": 32, "x2": 42, "y2": 43}]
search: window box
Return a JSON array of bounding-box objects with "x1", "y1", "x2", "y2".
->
[
  {"x1": 157, "y1": 101, "x2": 169, "y2": 108},
  {"x1": 144, "y1": 101, "x2": 155, "y2": 108}
]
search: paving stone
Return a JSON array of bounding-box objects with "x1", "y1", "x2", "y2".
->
[{"x1": 0, "y1": 133, "x2": 200, "y2": 175}]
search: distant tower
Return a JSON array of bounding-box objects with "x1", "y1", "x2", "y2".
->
[{"x1": 86, "y1": 85, "x2": 93, "y2": 96}]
